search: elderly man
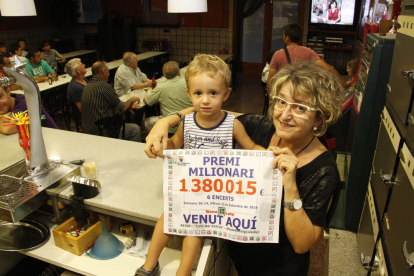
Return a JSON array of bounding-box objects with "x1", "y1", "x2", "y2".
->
[
  {"x1": 82, "y1": 61, "x2": 142, "y2": 141},
  {"x1": 65, "y1": 58, "x2": 87, "y2": 124},
  {"x1": 25, "y1": 49, "x2": 55, "y2": 83},
  {"x1": 143, "y1": 61, "x2": 192, "y2": 134},
  {"x1": 0, "y1": 86, "x2": 58, "y2": 134},
  {"x1": 0, "y1": 54, "x2": 21, "y2": 91},
  {"x1": 114, "y1": 52, "x2": 152, "y2": 97}
]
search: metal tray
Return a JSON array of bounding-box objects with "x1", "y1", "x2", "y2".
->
[{"x1": 0, "y1": 218, "x2": 50, "y2": 251}]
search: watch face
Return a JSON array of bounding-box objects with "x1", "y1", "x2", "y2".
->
[{"x1": 293, "y1": 199, "x2": 302, "y2": 210}]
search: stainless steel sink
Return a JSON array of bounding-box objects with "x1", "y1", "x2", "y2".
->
[{"x1": 0, "y1": 160, "x2": 81, "y2": 223}]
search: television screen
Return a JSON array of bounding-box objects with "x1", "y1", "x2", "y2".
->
[{"x1": 310, "y1": 0, "x2": 358, "y2": 26}]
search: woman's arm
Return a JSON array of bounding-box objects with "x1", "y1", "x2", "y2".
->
[
  {"x1": 336, "y1": 10, "x2": 341, "y2": 23},
  {"x1": 270, "y1": 146, "x2": 325, "y2": 253},
  {"x1": 144, "y1": 107, "x2": 195, "y2": 158}
]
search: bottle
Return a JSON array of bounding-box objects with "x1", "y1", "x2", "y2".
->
[
  {"x1": 151, "y1": 77, "x2": 156, "y2": 89},
  {"x1": 387, "y1": 0, "x2": 394, "y2": 20},
  {"x1": 48, "y1": 73, "x2": 52, "y2": 85}
]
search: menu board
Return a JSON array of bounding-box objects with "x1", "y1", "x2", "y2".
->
[{"x1": 163, "y1": 149, "x2": 283, "y2": 243}]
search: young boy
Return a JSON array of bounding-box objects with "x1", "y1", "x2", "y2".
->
[{"x1": 136, "y1": 54, "x2": 265, "y2": 276}]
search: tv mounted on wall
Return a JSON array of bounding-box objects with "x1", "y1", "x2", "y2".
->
[{"x1": 309, "y1": 0, "x2": 362, "y2": 31}]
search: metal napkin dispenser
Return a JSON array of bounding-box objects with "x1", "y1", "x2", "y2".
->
[{"x1": 68, "y1": 176, "x2": 101, "y2": 199}]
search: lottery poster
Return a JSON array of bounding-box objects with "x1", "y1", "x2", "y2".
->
[{"x1": 163, "y1": 149, "x2": 283, "y2": 243}]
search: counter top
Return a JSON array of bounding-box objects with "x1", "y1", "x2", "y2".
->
[{"x1": 0, "y1": 128, "x2": 164, "y2": 224}]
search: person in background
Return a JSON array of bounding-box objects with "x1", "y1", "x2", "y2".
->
[
  {"x1": 143, "y1": 61, "x2": 193, "y2": 134},
  {"x1": 17, "y1": 38, "x2": 28, "y2": 57},
  {"x1": 25, "y1": 49, "x2": 55, "y2": 83},
  {"x1": 326, "y1": 0, "x2": 341, "y2": 23},
  {"x1": 346, "y1": 59, "x2": 358, "y2": 85},
  {"x1": 9, "y1": 43, "x2": 25, "y2": 64},
  {"x1": 267, "y1": 23, "x2": 345, "y2": 91},
  {"x1": 81, "y1": 61, "x2": 141, "y2": 141},
  {"x1": 0, "y1": 86, "x2": 58, "y2": 134},
  {"x1": 0, "y1": 54, "x2": 22, "y2": 91},
  {"x1": 114, "y1": 52, "x2": 152, "y2": 97},
  {"x1": 137, "y1": 54, "x2": 264, "y2": 276},
  {"x1": 144, "y1": 62, "x2": 343, "y2": 275},
  {"x1": 262, "y1": 50, "x2": 275, "y2": 84},
  {"x1": 0, "y1": 42, "x2": 8, "y2": 57},
  {"x1": 41, "y1": 41, "x2": 66, "y2": 72},
  {"x1": 65, "y1": 58, "x2": 87, "y2": 124}
]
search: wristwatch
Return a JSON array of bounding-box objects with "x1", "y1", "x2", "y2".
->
[
  {"x1": 283, "y1": 198, "x2": 303, "y2": 211},
  {"x1": 168, "y1": 111, "x2": 184, "y2": 128}
]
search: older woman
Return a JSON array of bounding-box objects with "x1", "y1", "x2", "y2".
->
[
  {"x1": 326, "y1": 0, "x2": 341, "y2": 23},
  {"x1": 144, "y1": 62, "x2": 343, "y2": 275}
]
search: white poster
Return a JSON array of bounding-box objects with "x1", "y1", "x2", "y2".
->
[{"x1": 163, "y1": 149, "x2": 283, "y2": 243}]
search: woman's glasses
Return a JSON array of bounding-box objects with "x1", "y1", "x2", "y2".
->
[{"x1": 272, "y1": 96, "x2": 318, "y2": 117}]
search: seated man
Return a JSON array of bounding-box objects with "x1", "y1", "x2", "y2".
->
[
  {"x1": 81, "y1": 61, "x2": 142, "y2": 142},
  {"x1": 0, "y1": 86, "x2": 58, "y2": 135},
  {"x1": 41, "y1": 41, "x2": 66, "y2": 72},
  {"x1": 114, "y1": 52, "x2": 151, "y2": 97},
  {"x1": 17, "y1": 38, "x2": 28, "y2": 57},
  {"x1": 144, "y1": 61, "x2": 192, "y2": 134},
  {"x1": 0, "y1": 54, "x2": 22, "y2": 91},
  {"x1": 9, "y1": 43, "x2": 26, "y2": 64},
  {"x1": 65, "y1": 58, "x2": 87, "y2": 125},
  {"x1": 0, "y1": 42, "x2": 9, "y2": 57},
  {"x1": 25, "y1": 49, "x2": 55, "y2": 83}
]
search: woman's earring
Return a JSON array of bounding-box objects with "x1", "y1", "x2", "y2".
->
[{"x1": 313, "y1": 127, "x2": 317, "y2": 131}]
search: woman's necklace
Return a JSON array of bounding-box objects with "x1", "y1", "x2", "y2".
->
[{"x1": 278, "y1": 136, "x2": 316, "y2": 156}]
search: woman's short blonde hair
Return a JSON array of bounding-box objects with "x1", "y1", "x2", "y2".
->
[
  {"x1": 185, "y1": 54, "x2": 231, "y2": 89},
  {"x1": 268, "y1": 62, "x2": 343, "y2": 136}
]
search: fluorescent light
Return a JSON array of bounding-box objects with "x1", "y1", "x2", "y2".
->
[
  {"x1": 0, "y1": 0, "x2": 37, "y2": 16},
  {"x1": 168, "y1": 0, "x2": 207, "y2": 13}
]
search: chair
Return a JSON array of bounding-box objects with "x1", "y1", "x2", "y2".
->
[
  {"x1": 67, "y1": 102, "x2": 82, "y2": 132},
  {"x1": 95, "y1": 113, "x2": 126, "y2": 139},
  {"x1": 261, "y1": 81, "x2": 269, "y2": 116},
  {"x1": 42, "y1": 86, "x2": 71, "y2": 130}
]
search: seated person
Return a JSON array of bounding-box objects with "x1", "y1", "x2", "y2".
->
[
  {"x1": 0, "y1": 42, "x2": 9, "y2": 57},
  {"x1": 262, "y1": 50, "x2": 275, "y2": 84},
  {"x1": 17, "y1": 38, "x2": 28, "y2": 57},
  {"x1": 41, "y1": 41, "x2": 66, "y2": 72},
  {"x1": 0, "y1": 86, "x2": 58, "y2": 135},
  {"x1": 82, "y1": 61, "x2": 142, "y2": 142},
  {"x1": 346, "y1": 59, "x2": 358, "y2": 85},
  {"x1": 326, "y1": 0, "x2": 341, "y2": 23},
  {"x1": 9, "y1": 43, "x2": 26, "y2": 64},
  {"x1": 143, "y1": 61, "x2": 193, "y2": 134},
  {"x1": 0, "y1": 54, "x2": 22, "y2": 91},
  {"x1": 114, "y1": 52, "x2": 152, "y2": 97},
  {"x1": 25, "y1": 49, "x2": 56, "y2": 83},
  {"x1": 65, "y1": 58, "x2": 87, "y2": 125}
]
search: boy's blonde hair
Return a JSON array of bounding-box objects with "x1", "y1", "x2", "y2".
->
[
  {"x1": 269, "y1": 62, "x2": 343, "y2": 136},
  {"x1": 185, "y1": 54, "x2": 231, "y2": 89}
]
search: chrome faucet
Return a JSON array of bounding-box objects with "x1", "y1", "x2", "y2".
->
[{"x1": 0, "y1": 57, "x2": 48, "y2": 173}]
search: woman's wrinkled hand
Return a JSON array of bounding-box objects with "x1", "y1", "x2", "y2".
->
[{"x1": 144, "y1": 120, "x2": 170, "y2": 158}]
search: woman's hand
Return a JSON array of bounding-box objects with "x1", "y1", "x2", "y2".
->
[
  {"x1": 269, "y1": 146, "x2": 298, "y2": 194},
  {"x1": 144, "y1": 118, "x2": 171, "y2": 158}
]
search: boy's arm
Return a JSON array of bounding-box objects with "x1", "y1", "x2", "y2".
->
[
  {"x1": 233, "y1": 119, "x2": 265, "y2": 150},
  {"x1": 167, "y1": 122, "x2": 184, "y2": 150}
]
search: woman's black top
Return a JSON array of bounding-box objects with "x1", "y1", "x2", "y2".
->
[{"x1": 230, "y1": 114, "x2": 340, "y2": 276}]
